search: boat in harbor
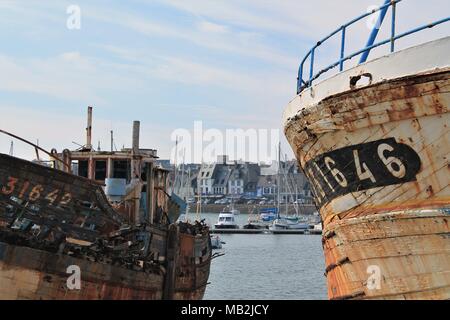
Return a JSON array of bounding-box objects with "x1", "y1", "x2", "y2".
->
[
  {"x1": 269, "y1": 216, "x2": 309, "y2": 231},
  {"x1": 210, "y1": 235, "x2": 225, "y2": 249},
  {"x1": 0, "y1": 107, "x2": 212, "y2": 300},
  {"x1": 309, "y1": 223, "x2": 323, "y2": 235},
  {"x1": 283, "y1": 1, "x2": 449, "y2": 299},
  {"x1": 259, "y1": 207, "x2": 278, "y2": 223},
  {"x1": 243, "y1": 206, "x2": 270, "y2": 229},
  {"x1": 214, "y1": 212, "x2": 239, "y2": 229}
]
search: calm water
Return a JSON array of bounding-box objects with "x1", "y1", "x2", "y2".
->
[{"x1": 197, "y1": 213, "x2": 328, "y2": 300}]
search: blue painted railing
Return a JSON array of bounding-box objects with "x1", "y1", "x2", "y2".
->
[{"x1": 297, "y1": 0, "x2": 450, "y2": 94}]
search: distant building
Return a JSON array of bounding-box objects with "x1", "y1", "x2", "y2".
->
[
  {"x1": 158, "y1": 155, "x2": 312, "y2": 203},
  {"x1": 228, "y1": 163, "x2": 260, "y2": 197},
  {"x1": 197, "y1": 156, "x2": 260, "y2": 197},
  {"x1": 279, "y1": 160, "x2": 313, "y2": 203},
  {"x1": 198, "y1": 162, "x2": 218, "y2": 195},
  {"x1": 155, "y1": 159, "x2": 173, "y2": 171},
  {"x1": 257, "y1": 175, "x2": 277, "y2": 197},
  {"x1": 260, "y1": 161, "x2": 278, "y2": 176},
  {"x1": 256, "y1": 160, "x2": 313, "y2": 204}
]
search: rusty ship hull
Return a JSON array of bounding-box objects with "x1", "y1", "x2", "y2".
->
[
  {"x1": 284, "y1": 38, "x2": 450, "y2": 299},
  {"x1": 0, "y1": 233, "x2": 210, "y2": 300},
  {"x1": 0, "y1": 151, "x2": 212, "y2": 300}
]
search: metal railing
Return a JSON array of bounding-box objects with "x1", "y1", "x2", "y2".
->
[{"x1": 297, "y1": 0, "x2": 450, "y2": 94}]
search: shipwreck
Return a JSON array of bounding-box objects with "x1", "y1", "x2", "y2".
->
[{"x1": 0, "y1": 107, "x2": 212, "y2": 300}]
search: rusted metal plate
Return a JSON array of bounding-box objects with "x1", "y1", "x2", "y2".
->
[
  {"x1": 284, "y1": 68, "x2": 450, "y2": 299},
  {"x1": 0, "y1": 153, "x2": 212, "y2": 300},
  {"x1": 0, "y1": 153, "x2": 123, "y2": 241},
  {"x1": 0, "y1": 241, "x2": 164, "y2": 300},
  {"x1": 173, "y1": 231, "x2": 211, "y2": 299}
]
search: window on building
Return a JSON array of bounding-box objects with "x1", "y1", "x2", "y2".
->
[
  {"x1": 95, "y1": 160, "x2": 107, "y2": 181},
  {"x1": 78, "y1": 160, "x2": 88, "y2": 178},
  {"x1": 113, "y1": 160, "x2": 129, "y2": 180}
]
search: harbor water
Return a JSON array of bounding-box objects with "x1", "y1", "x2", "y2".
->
[{"x1": 194, "y1": 213, "x2": 327, "y2": 300}]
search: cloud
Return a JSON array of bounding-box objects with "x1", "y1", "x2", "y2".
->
[
  {"x1": 0, "y1": 104, "x2": 174, "y2": 161},
  {"x1": 197, "y1": 21, "x2": 229, "y2": 34},
  {"x1": 96, "y1": 44, "x2": 294, "y2": 97},
  {"x1": 1, "y1": 0, "x2": 448, "y2": 163},
  {"x1": 0, "y1": 50, "x2": 158, "y2": 105},
  {"x1": 0, "y1": 53, "x2": 107, "y2": 103},
  {"x1": 79, "y1": 3, "x2": 297, "y2": 69}
]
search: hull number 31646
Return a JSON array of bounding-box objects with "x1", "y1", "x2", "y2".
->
[{"x1": 304, "y1": 138, "x2": 421, "y2": 207}]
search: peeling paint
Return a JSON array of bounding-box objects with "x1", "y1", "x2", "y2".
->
[{"x1": 285, "y1": 68, "x2": 450, "y2": 299}]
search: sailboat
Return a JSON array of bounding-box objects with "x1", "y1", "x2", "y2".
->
[
  {"x1": 269, "y1": 144, "x2": 309, "y2": 231},
  {"x1": 243, "y1": 205, "x2": 270, "y2": 229},
  {"x1": 223, "y1": 198, "x2": 240, "y2": 215}
]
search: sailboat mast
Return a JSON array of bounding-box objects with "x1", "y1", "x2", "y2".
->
[
  {"x1": 180, "y1": 148, "x2": 186, "y2": 198},
  {"x1": 277, "y1": 142, "x2": 281, "y2": 218},
  {"x1": 172, "y1": 136, "x2": 178, "y2": 194},
  {"x1": 285, "y1": 153, "x2": 288, "y2": 216},
  {"x1": 187, "y1": 167, "x2": 191, "y2": 197},
  {"x1": 196, "y1": 160, "x2": 203, "y2": 222}
]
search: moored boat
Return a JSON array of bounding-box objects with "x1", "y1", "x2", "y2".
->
[
  {"x1": 259, "y1": 207, "x2": 278, "y2": 223},
  {"x1": 214, "y1": 212, "x2": 239, "y2": 229},
  {"x1": 283, "y1": 1, "x2": 450, "y2": 299},
  {"x1": 0, "y1": 108, "x2": 212, "y2": 300},
  {"x1": 210, "y1": 235, "x2": 224, "y2": 249},
  {"x1": 269, "y1": 217, "x2": 309, "y2": 231}
]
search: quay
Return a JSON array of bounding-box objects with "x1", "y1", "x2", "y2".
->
[
  {"x1": 211, "y1": 229, "x2": 269, "y2": 234},
  {"x1": 211, "y1": 228, "x2": 322, "y2": 235}
]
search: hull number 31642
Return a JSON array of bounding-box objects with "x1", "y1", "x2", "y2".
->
[{"x1": 304, "y1": 138, "x2": 421, "y2": 207}]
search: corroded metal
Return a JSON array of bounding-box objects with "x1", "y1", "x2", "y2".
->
[
  {"x1": 285, "y1": 68, "x2": 450, "y2": 299},
  {"x1": 0, "y1": 152, "x2": 211, "y2": 300}
]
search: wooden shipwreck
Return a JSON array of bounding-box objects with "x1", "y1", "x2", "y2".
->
[
  {"x1": 0, "y1": 107, "x2": 212, "y2": 300},
  {"x1": 283, "y1": 3, "x2": 449, "y2": 300}
]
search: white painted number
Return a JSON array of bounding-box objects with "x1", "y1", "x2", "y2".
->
[
  {"x1": 377, "y1": 143, "x2": 406, "y2": 178},
  {"x1": 324, "y1": 157, "x2": 348, "y2": 187},
  {"x1": 353, "y1": 150, "x2": 376, "y2": 183},
  {"x1": 308, "y1": 167, "x2": 325, "y2": 200}
]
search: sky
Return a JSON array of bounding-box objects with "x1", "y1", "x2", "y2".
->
[{"x1": 0, "y1": 0, "x2": 448, "y2": 163}]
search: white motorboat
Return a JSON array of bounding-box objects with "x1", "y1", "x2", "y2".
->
[{"x1": 214, "y1": 212, "x2": 239, "y2": 229}]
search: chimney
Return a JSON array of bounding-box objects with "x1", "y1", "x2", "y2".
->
[
  {"x1": 132, "y1": 121, "x2": 140, "y2": 153},
  {"x1": 217, "y1": 155, "x2": 228, "y2": 165},
  {"x1": 86, "y1": 106, "x2": 93, "y2": 150}
]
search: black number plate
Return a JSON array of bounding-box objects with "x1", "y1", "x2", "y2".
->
[{"x1": 304, "y1": 138, "x2": 421, "y2": 207}]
